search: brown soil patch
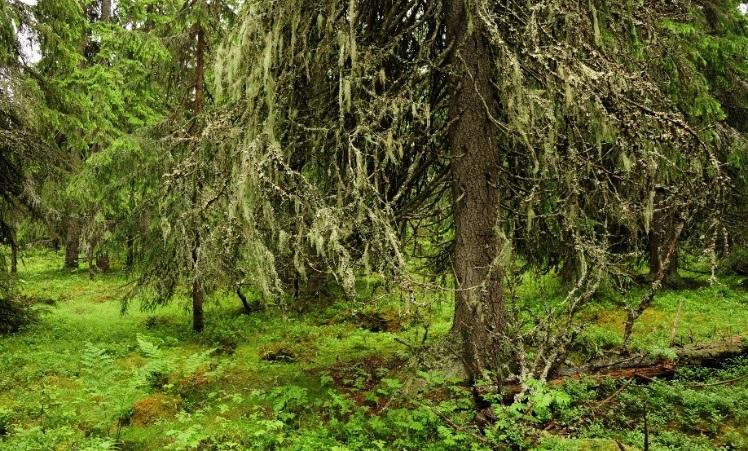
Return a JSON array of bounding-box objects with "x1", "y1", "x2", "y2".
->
[
  {"x1": 177, "y1": 371, "x2": 210, "y2": 393},
  {"x1": 131, "y1": 393, "x2": 179, "y2": 426},
  {"x1": 92, "y1": 293, "x2": 115, "y2": 303},
  {"x1": 313, "y1": 355, "x2": 408, "y2": 410}
]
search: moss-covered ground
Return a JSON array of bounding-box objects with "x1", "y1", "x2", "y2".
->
[{"x1": 1, "y1": 251, "x2": 747, "y2": 450}]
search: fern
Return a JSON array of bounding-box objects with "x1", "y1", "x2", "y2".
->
[
  {"x1": 136, "y1": 334, "x2": 162, "y2": 358},
  {"x1": 138, "y1": 359, "x2": 171, "y2": 390},
  {"x1": 133, "y1": 334, "x2": 171, "y2": 389},
  {"x1": 81, "y1": 343, "x2": 115, "y2": 379},
  {"x1": 183, "y1": 349, "x2": 217, "y2": 376},
  {"x1": 82, "y1": 343, "x2": 113, "y2": 368}
]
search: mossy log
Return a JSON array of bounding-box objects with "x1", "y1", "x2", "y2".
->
[{"x1": 499, "y1": 337, "x2": 748, "y2": 400}]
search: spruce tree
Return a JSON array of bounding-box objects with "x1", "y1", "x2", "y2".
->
[
  {"x1": 207, "y1": 0, "x2": 735, "y2": 386},
  {"x1": 119, "y1": 0, "x2": 239, "y2": 332}
]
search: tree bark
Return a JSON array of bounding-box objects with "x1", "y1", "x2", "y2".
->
[
  {"x1": 648, "y1": 190, "x2": 679, "y2": 285},
  {"x1": 87, "y1": 241, "x2": 96, "y2": 278},
  {"x1": 236, "y1": 288, "x2": 254, "y2": 314},
  {"x1": 624, "y1": 222, "x2": 685, "y2": 349},
  {"x1": 192, "y1": 279, "x2": 205, "y2": 332},
  {"x1": 96, "y1": 253, "x2": 110, "y2": 272},
  {"x1": 64, "y1": 219, "x2": 80, "y2": 270},
  {"x1": 649, "y1": 237, "x2": 679, "y2": 283},
  {"x1": 125, "y1": 234, "x2": 134, "y2": 268},
  {"x1": 101, "y1": 0, "x2": 112, "y2": 21},
  {"x1": 446, "y1": 3, "x2": 508, "y2": 385},
  {"x1": 9, "y1": 224, "x2": 17, "y2": 275}
]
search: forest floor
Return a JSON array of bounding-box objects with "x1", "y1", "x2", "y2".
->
[{"x1": 1, "y1": 251, "x2": 748, "y2": 450}]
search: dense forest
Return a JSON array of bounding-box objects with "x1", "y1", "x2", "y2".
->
[{"x1": 1, "y1": 0, "x2": 748, "y2": 449}]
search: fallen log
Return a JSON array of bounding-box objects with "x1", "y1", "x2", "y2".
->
[
  {"x1": 500, "y1": 336, "x2": 748, "y2": 400},
  {"x1": 561, "y1": 335, "x2": 748, "y2": 378}
]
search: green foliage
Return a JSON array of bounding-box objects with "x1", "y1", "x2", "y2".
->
[
  {"x1": 2, "y1": 0, "x2": 748, "y2": 447},
  {"x1": 0, "y1": 294, "x2": 40, "y2": 335},
  {"x1": 574, "y1": 325, "x2": 623, "y2": 360},
  {"x1": 721, "y1": 247, "x2": 748, "y2": 275},
  {"x1": 527, "y1": 358, "x2": 748, "y2": 450},
  {"x1": 0, "y1": 407, "x2": 13, "y2": 437},
  {"x1": 3, "y1": 252, "x2": 748, "y2": 449},
  {"x1": 82, "y1": 342, "x2": 114, "y2": 367},
  {"x1": 136, "y1": 333, "x2": 163, "y2": 358}
]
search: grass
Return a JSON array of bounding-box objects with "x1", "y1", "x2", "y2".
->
[
  {"x1": 1, "y1": 252, "x2": 420, "y2": 449},
  {"x1": 1, "y1": 250, "x2": 747, "y2": 449}
]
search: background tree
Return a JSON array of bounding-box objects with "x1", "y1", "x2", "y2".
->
[
  {"x1": 641, "y1": 1, "x2": 748, "y2": 283},
  {"x1": 64, "y1": 0, "x2": 179, "y2": 273},
  {"x1": 0, "y1": 0, "x2": 56, "y2": 331},
  {"x1": 31, "y1": 0, "x2": 169, "y2": 272},
  {"x1": 120, "y1": 0, "x2": 239, "y2": 332}
]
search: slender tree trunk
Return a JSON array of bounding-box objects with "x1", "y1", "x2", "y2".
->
[
  {"x1": 9, "y1": 224, "x2": 18, "y2": 275},
  {"x1": 64, "y1": 219, "x2": 80, "y2": 270},
  {"x1": 192, "y1": 279, "x2": 205, "y2": 332},
  {"x1": 87, "y1": 240, "x2": 97, "y2": 279},
  {"x1": 624, "y1": 222, "x2": 685, "y2": 349},
  {"x1": 125, "y1": 234, "x2": 134, "y2": 268},
  {"x1": 236, "y1": 288, "x2": 253, "y2": 314},
  {"x1": 447, "y1": 3, "x2": 508, "y2": 385},
  {"x1": 96, "y1": 253, "x2": 110, "y2": 272},
  {"x1": 648, "y1": 191, "x2": 679, "y2": 285},
  {"x1": 125, "y1": 180, "x2": 136, "y2": 269},
  {"x1": 190, "y1": 24, "x2": 206, "y2": 333}
]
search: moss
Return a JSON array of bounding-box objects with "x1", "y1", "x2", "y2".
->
[{"x1": 130, "y1": 393, "x2": 179, "y2": 426}]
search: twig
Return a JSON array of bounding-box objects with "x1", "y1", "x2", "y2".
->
[
  {"x1": 425, "y1": 404, "x2": 489, "y2": 445},
  {"x1": 684, "y1": 373, "x2": 748, "y2": 388},
  {"x1": 669, "y1": 300, "x2": 684, "y2": 347},
  {"x1": 594, "y1": 378, "x2": 635, "y2": 409}
]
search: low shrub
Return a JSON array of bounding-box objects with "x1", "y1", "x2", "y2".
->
[{"x1": 0, "y1": 295, "x2": 38, "y2": 334}]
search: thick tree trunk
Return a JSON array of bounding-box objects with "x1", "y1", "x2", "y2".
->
[
  {"x1": 64, "y1": 219, "x2": 80, "y2": 270},
  {"x1": 447, "y1": 3, "x2": 508, "y2": 385},
  {"x1": 649, "y1": 237, "x2": 679, "y2": 282}
]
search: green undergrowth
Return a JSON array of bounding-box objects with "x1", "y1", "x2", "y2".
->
[{"x1": 1, "y1": 251, "x2": 747, "y2": 449}]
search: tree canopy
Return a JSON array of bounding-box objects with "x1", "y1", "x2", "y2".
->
[{"x1": 1, "y1": 0, "x2": 747, "y2": 391}]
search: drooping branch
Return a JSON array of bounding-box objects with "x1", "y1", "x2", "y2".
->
[{"x1": 623, "y1": 221, "x2": 685, "y2": 349}]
